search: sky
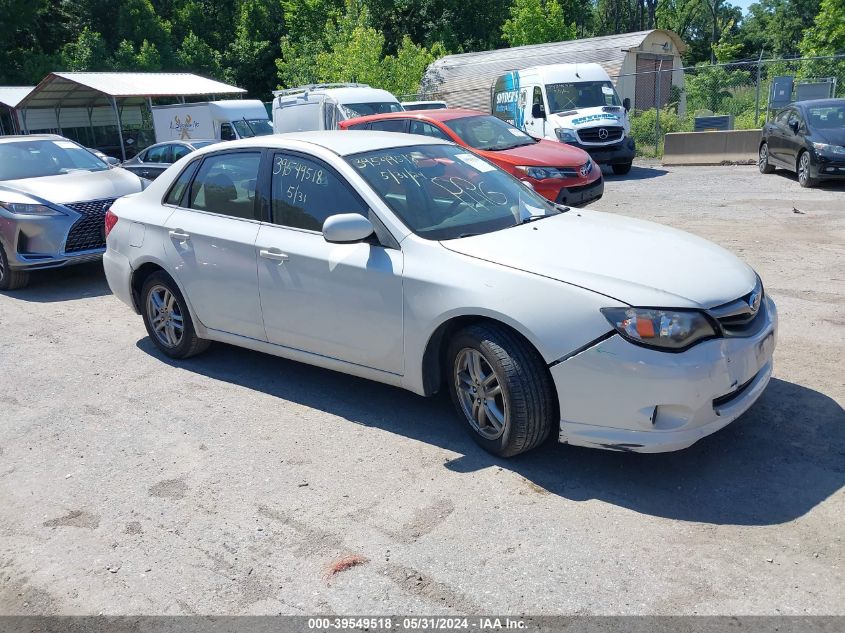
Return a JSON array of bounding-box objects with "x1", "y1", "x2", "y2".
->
[{"x1": 732, "y1": 0, "x2": 756, "y2": 12}]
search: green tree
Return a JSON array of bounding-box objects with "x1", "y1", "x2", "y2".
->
[
  {"x1": 798, "y1": 0, "x2": 845, "y2": 93},
  {"x1": 225, "y1": 0, "x2": 285, "y2": 97},
  {"x1": 176, "y1": 31, "x2": 223, "y2": 79},
  {"x1": 740, "y1": 0, "x2": 821, "y2": 58},
  {"x1": 501, "y1": 0, "x2": 576, "y2": 47},
  {"x1": 60, "y1": 27, "x2": 109, "y2": 71},
  {"x1": 316, "y1": 3, "x2": 387, "y2": 86}
]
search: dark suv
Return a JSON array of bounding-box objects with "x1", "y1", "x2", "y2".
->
[{"x1": 759, "y1": 99, "x2": 845, "y2": 187}]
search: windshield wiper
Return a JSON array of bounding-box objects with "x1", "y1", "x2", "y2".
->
[
  {"x1": 457, "y1": 232, "x2": 481, "y2": 238},
  {"x1": 519, "y1": 214, "x2": 551, "y2": 225}
]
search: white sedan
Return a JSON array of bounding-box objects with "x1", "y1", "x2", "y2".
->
[{"x1": 103, "y1": 132, "x2": 777, "y2": 456}]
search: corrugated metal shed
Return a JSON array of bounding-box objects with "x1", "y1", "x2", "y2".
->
[
  {"x1": 422, "y1": 29, "x2": 686, "y2": 110},
  {"x1": 19, "y1": 72, "x2": 245, "y2": 109},
  {"x1": 0, "y1": 87, "x2": 34, "y2": 109}
]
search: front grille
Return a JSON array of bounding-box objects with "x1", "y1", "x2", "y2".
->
[
  {"x1": 709, "y1": 281, "x2": 765, "y2": 336},
  {"x1": 63, "y1": 198, "x2": 116, "y2": 253},
  {"x1": 578, "y1": 126, "x2": 624, "y2": 144}
]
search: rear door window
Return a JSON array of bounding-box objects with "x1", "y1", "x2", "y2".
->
[
  {"x1": 171, "y1": 144, "x2": 192, "y2": 161},
  {"x1": 368, "y1": 119, "x2": 408, "y2": 133},
  {"x1": 188, "y1": 152, "x2": 261, "y2": 219},
  {"x1": 145, "y1": 145, "x2": 170, "y2": 163}
]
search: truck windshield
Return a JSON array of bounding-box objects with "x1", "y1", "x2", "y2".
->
[
  {"x1": 444, "y1": 115, "x2": 536, "y2": 151},
  {"x1": 346, "y1": 144, "x2": 562, "y2": 240},
  {"x1": 545, "y1": 81, "x2": 621, "y2": 113},
  {"x1": 233, "y1": 119, "x2": 274, "y2": 137},
  {"x1": 0, "y1": 139, "x2": 108, "y2": 181},
  {"x1": 340, "y1": 102, "x2": 404, "y2": 118}
]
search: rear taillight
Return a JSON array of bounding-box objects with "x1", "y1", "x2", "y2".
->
[{"x1": 104, "y1": 208, "x2": 118, "y2": 238}]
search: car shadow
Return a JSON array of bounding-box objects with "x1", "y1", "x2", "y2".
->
[
  {"x1": 600, "y1": 164, "x2": 668, "y2": 180},
  {"x1": 0, "y1": 262, "x2": 111, "y2": 302},
  {"x1": 773, "y1": 169, "x2": 845, "y2": 191},
  {"x1": 136, "y1": 337, "x2": 844, "y2": 527}
]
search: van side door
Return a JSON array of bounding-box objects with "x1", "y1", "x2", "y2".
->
[{"x1": 524, "y1": 86, "x2": 547, "y2": 138}]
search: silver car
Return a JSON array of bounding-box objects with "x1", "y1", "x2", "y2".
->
[
  {"x1": 120, "y1": 139, "x2": 218, "y2": 181},
  {"x1": 0, "y1": 135, "x2": 143, "y2": 290}
]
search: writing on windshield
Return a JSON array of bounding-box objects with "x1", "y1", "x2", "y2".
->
[{"x1": 347, "y1": 145, "x2": 557, "y2": 240}]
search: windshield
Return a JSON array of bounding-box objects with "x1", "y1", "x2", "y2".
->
[
  {"x1": 347, "y1": 144, "x2": 562, "y2": 240},
  {"x1": 546, "y1": 81, "x2": 621, "y2": 112},
  {"x1": 443, "y1": 115, "x2": 536, "y2": 151},
  {"x1": 806, "y1": 104, "x2": 845, "y2": 130},
  {"x1": 232, "y1": 118, "x2": 274, "y2": 138},
  {"x1": 0, "y1": 139, "x2": 108, "y2": 181},
  {"x1": 340, "y1": 102, "x2": 404, "y2": 118}
]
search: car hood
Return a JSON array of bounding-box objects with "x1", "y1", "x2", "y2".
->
[
  {"x1": 0, "y1": 168, "x2": 143, "y2": 205},
  {"x1": 813, "y1": 127, "x2": 845, "y2": 146},
  {"x1": 441, "y1": 209, "x2": 757, "y2": 308},
  {"x1": 479, "y1": 139, "x2": 591, "y2": 167}
]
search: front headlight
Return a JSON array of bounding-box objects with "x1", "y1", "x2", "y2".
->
[
  {"x1": 516, "y1": 166, "x2": 578, "y2": 180},
  {"x1": 555, "y1": 128, "x2": 578, "y2": 143},
  {"x1": 601, "y1": 307, "x2": 717, "y2": 351},
  {"x1": 812, "y1": 142, "x2": 845, "y2": 155},
  {"x1": 0, "y1": 201, "x2": 65, "y2": 216}
]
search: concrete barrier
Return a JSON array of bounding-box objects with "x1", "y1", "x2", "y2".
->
[{"x1": 662, "y1": 129, "x2": 762, "y2": 166}]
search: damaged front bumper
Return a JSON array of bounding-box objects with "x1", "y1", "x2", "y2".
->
[{"x1": 550, "y1": 296, "x2": 778, "y2": 453}]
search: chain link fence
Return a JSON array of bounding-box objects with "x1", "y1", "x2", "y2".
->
[{"x1": 618, "y1": 54, "x2": 845, "y2": 158}]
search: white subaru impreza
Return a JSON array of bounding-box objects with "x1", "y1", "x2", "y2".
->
[{"x1": 103, "y1": 132, "x2": 777, "y2": 456}]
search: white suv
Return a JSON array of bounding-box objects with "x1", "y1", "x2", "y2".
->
[{"x1": 104, "y1": 132, "x2": 776, "y2": 456}]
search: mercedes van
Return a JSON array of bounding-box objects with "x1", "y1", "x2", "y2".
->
[{"x1": 492, "y1": 64, "x2": 636, "y2": 174}]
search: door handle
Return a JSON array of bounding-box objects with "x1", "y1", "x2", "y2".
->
[
  {"x1": 169, "y1": 230, "x2": 191, "y2": 241},
  {"x1": 259, "y1": 249, "x2": 289, "y2": 262}
]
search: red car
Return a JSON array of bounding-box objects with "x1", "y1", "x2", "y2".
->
[{"x1": 340, "y1": 108, "x2": 603, "y2": 206}]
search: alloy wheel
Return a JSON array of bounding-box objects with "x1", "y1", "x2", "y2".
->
[
  {"x1": 454, "y1": 348, "x2": 509, "y2": 440},
  {"x1": 146, "y1": 284, "x2": 184, "y2": 348},
  {"x1": 759, "y1": 145, "x2": 768, "y2": 171},
  {"x1": 798, "y1": 153, "x2": 810, "y2": 185}
]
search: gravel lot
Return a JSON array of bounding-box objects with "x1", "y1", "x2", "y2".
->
[{"x1": 1, "y1": 163, "x2": 843, "y2": 616}]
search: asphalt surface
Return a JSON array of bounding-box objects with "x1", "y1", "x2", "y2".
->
[{"x1": 1, "y1": 163, "x2": 843, "y2": 615}]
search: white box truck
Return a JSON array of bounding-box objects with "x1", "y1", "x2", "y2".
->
[
  {"x1": 151, "y1": 99, "x2": 273, "y2": 143},
  {"x1": 272, "y1": 84, "x2": 403, "y2": 133},
  {"x1": 491, "y1": 64, "x2": 636, "y2": 174}
]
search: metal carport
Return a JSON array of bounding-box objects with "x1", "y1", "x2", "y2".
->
[
  {"x1": 0, "y1": 87, "x2": 34, "y2": 135},
  {"x1": 17, "y1": 72, "x2": 246, "y2": 160}
]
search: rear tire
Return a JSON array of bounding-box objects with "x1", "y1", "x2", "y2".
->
[
  {"x1": 0, "y1": 243, "x2": 29, "y2": 291},
  {"x1": 758, "y1": 142, "x2": 775, "y2": 174},
  {"x1": 797, "y1": 151, "x2": 817, "y2": 188},
  {"x1": 612, "y1": 162, "x2": 632, "y2": 175},
  {"x1": 140, "y1": 271, "x2": 210, "y2": 359},
  {"x1": 446, "y1": 323, "x2": 556, "y2": 457}
]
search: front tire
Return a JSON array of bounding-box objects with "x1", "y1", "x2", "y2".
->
[
  {"x1": 0, "y1": 243, "x2": 29, "y2": 291},
  {"x1": 797, "y1": 151, "x2": 817, "y2": 188},
  {"x1": 758, "y1": 142, "x2": 775, "y2": 174},
  {"x1": 446, "y1": 323, "x2": 556, "y2": 457},
  {"x1": 612, "y1": 162, "x2": 632, "y2": 175},
  {"x1": 140, "y1": 271, "x2": 209, "y2": 358}
]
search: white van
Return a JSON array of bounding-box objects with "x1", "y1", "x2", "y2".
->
[
  {"x1": 272, "y1": 83, "x2": 403, "y2": 133},
  {"x1": 492, "y1": 64, "x2": 636, "y2": 174},
  {"x1": 151, "y1": 100, "x2": 273, "y2": 143}
]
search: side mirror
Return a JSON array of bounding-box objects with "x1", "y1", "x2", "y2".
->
[
  {"x1": 106, "y1": 157, "x2": 121, "y2": 167},
  {"x1": 790, "y1": 121, "x2": 800, "y2": 134},
  {"x1": 323, "y1": 213, "x2": 374, "y2": 244},
  {"x1": 623, "y1": 97, "x2": 631, "y2": 112},
  {"x1": 531, "y1": 103, "x2": 546, "y2": 119}
]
